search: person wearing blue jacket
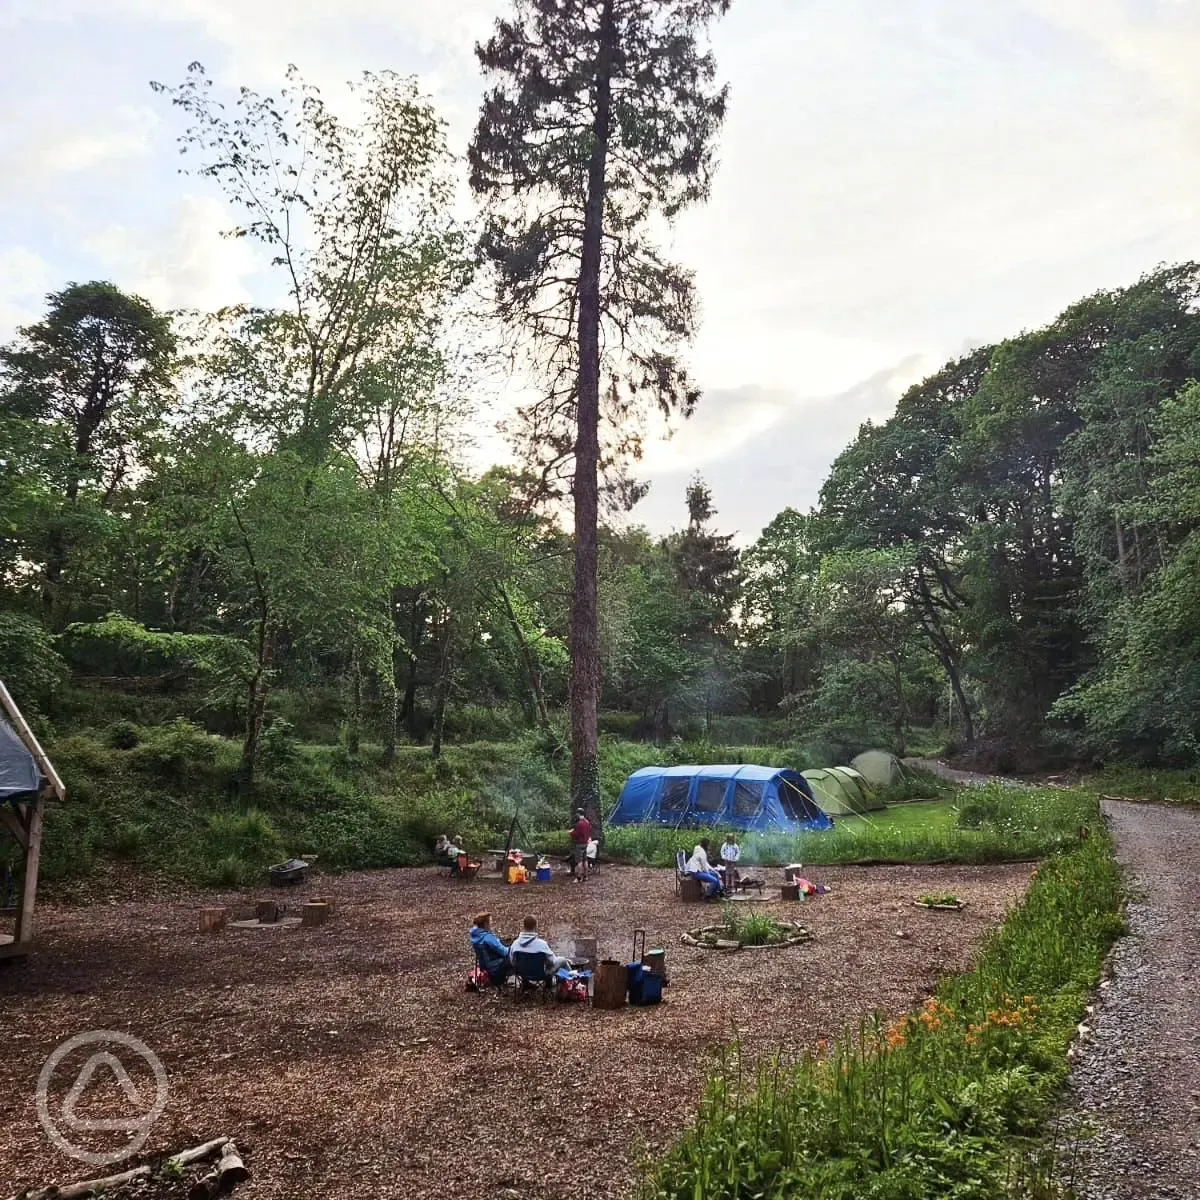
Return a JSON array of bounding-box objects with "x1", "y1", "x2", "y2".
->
[{"x1": 469, "y1": 912, "x2": 511, "y2": 984}]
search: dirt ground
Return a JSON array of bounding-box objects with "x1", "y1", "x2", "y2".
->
[{"x1": 0, "y1": 861, "x2": 1031, "y2": 1200}]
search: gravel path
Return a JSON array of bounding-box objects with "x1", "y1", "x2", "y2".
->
[{"x1": 1060, "y1": 800, "x2": 1200, "y2": 1199}]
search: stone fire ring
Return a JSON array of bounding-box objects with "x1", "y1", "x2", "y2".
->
[{"x1": 680, "y1": 921, "x2": 813, "y2": 951}]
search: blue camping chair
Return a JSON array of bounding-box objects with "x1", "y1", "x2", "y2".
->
[
  {"x1": 472, "y1": 943, "x2": 509, "y2": 993},
  {"x1": 511, "y1": 951, "x2": 555, "y2": 1001}
]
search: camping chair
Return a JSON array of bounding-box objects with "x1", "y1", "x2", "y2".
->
[
  {"x1": 511, "y1": 951, "x2": 555, "y2": 1002},
  {"x1": 471, "y1": 945, "x2": 509, "y2": 996},
  {"x1": 452, "y1": 852, "x2": 481, "y2": 881},
  {"x1": 674, "y1": 850, "x2": 688, "y2": 895}
]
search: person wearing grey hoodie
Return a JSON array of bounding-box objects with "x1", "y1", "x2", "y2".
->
[{"x1": 508, "y1": 914, "x2": 569, "y2": 974}]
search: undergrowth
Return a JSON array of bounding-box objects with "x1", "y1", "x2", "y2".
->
[{"x1": 640, "y1": 826, "x2": 1124, "y2": 1200}]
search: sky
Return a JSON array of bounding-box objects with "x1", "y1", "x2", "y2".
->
[{"x1": 2, "y1": 0, "x2": 1200, "y2": 542}]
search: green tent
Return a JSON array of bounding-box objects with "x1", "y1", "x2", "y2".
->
[
  {"x1": 802, "y1": 766, "x2": 885, "y2": 814},
  {"x1": 851, "y1": 749, "x2": 905, "y2": 787}
]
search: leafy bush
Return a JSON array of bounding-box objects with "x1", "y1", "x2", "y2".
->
[
  {"x1": 203, "y1": 809, "x2": 285, "y2": 882},
  {"x1": 642, "y1": 830, "x2": 1124, "y2": 1200},
  {"x1": 129, "y1": 719, "x2": 221, "y2": 778},
  {"x1": 0, "y1": 610, "x2": 67, "y2": 715},
  {"x1": 106, "y1": 720, "x2": 141, "y2": 750},
  {"x1": 258, "y1": 718, "x2": 299, "y2": 770}
]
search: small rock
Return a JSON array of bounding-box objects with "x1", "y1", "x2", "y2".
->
[{"x1": 894, "y1": 929, "x2": 909, "y2": 939}]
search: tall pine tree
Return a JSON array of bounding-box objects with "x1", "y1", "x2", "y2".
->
[{"x1": 469, "y1": 0, "x2": 731, "y2": 828}]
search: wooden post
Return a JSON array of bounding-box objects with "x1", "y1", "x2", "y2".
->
[
  {"x1": 781, "y1": 883, "x2": 800, "y2": 902},
  {"x1": 15, "y1": 794, "x2": 44, "y2": 945},
  {"x1": 679, "y1": 877, "x2": 704, "y2": 903},
  {"x1": 255, "y1": 901, "x2": 281, "y2": 924},
  {"x1": 301, "y1": 901, "x2": 330, "y2": 928}
]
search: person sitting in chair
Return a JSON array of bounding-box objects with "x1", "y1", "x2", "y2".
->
[
  {"x1": 509, "y1": 914, "x2": 570, "y2": 973},
  {"x1": 719, "y1": 832, "x2": 741, "y2": 889},
  {"x1": 686, "y1": 839, "x2": 725, "y2": 899},
  {"x1": 470, "y1": 912, "x2": 511, "y2": 984}
]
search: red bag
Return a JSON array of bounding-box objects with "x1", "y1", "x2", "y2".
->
[
  {"x1": 465, "y1": 966, "x2": 491, "y2": 992},
  {"x1": 557, "y1": 977, "x2": 588, "y2": 1003}
]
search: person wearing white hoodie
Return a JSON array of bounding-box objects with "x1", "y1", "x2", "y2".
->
[{"x1": 508, "y1": 915, "x2": 570, "y2": 974}]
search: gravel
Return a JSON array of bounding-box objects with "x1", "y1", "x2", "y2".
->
[
  {"x1": 0, "y1": 860, "x2": 1030, "y2": 1200},
  {"x1": 1057, "y1": 800, "x2": 1200, "y2": 1200}
]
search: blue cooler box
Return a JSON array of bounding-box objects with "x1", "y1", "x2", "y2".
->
[{"x1": 627, "y1": 962, "x2": 663, "y2": 1006}]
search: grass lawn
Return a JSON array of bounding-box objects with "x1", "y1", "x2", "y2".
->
[{"x1": 836, "y1": 799, "x2": 956, "y2": 836}]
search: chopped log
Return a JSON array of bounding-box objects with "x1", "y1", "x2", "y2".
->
[
  {"x1": 301, "y1": 901, "x2": 330, "y2": 928},
  {"x1": 199, "y1": 907, "x2": 228, "y2": 934},
  {"x1": 188, "y1": 1140, "x2": 249, "y2": 1199},
  {"x1": 592, "y1": 959, "x2": 628, "y2": 1010},
  {"x1": 781, "y1": 883, "x2": 800, "y2": 902},
  {"x1": 679, "y1": 877, "x2": 704, "y2": 903},
  {"x1": 308, "y1": 895, "x2": 336, "y2": 912},
  {"x1": 255, "y1": 901, "x2": 281, "y2": 924},
  {"x1": 24, "y1": 1137, "x2": 230, "y2": 1200}
]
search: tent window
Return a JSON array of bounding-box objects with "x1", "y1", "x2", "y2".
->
[
  {"x1": 695, "y1": 778, "x2": 726, "y2": 813},
  {"x1": 778, "y1": 779, "x2": 812, "y2": 822},
  {"x1": 661, "y1": 778, "x2": 690, "y2": 814},
  {"x1": 733, "y1": 781, "x2": 764, "y2": 819}
]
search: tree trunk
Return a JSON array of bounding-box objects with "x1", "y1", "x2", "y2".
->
[
  {"x1": 569, "y1": 0, "x2": 615, "y2": 840},
  {"x1": 499, "y1": 585, "x2": 550, "y2": 728},
  {"x1": 431, "y1": 619, "x2": 454, "y2": 760},
  {"x1": 399, "y1": 593, "x2": 424, "y2": 737},
  {"x1": 347, "y1": 646, "x2": 362, "y2": 756}
]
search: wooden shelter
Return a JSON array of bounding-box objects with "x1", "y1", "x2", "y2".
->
[{"x1": 0, "y1": 680, "x2": 62, "y2": 959}]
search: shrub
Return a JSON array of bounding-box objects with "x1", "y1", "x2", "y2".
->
[
  {"x1": 109, "y1": 821, "x2": 150, "y2": 858},
  {"x1": 0, "y1": 611, "x2": 67, "y2": 715},
  {"x1": 129, "y1": 719, "x2": 220, "y2": 778},
  {"x1": 106, "y1": 720, "x2": 141, "y2": 750},
  {"x1": 258, "y1": 718, "x2": 299, "y2": 771},
  {"x1": 204, "y1": 809, "x2": 285, "y2": 876}
]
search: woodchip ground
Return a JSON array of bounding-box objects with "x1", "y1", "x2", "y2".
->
[{"x1": 0, "y1": 861, "x2": 1032, "y2": 1199}]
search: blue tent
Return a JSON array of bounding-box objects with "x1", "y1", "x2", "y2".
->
[{"x1": 609, "y1": 764, "x2": 833, "y2": 833}]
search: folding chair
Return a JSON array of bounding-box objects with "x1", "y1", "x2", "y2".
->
[
  {"x1": 453, "y1": 852, "x2": 481, "y2": 881},
  {"x1": 674, "y1": 849, "x2": 688, "y2": 895},
  {"x1": 511, "y1": 951, "x2": 555, "y2": 1002},
  {"x1": 471, "y1": 945, "x2": 509, "y2": 996}
]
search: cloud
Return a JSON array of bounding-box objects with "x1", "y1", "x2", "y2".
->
[
  {"x1": 0, "y1": 246, "x2": 56, "y2": 338},
  {"x1": 84, "y1": 194, "x2": 262, "y2": 313},
  {"x1": 632, "y1": 355, "x2": 932, "y2": 542}
]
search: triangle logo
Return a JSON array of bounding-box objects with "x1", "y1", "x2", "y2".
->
[{"x1": 61, "y1": 1052, "x2": 147, "y2": 1132}]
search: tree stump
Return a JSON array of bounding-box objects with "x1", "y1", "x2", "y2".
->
[
  {"x1": 781, "y1": 883, "x2": 800, "y2": 902},
  {"x1": 309, "y1": 895, "x2": 336, "y2": 912},
  {"x1": 593, "y1": 960, "x2": 628, "y2": 1009},
  {"x1": 255, "y1": 901, "x2": 281, "y2": 924},
  {"x1": 199, "y1": 908, "x2": 228, "y2": 934},
  {"x1": 680, "y1": 877, "x2": 704, "y2": 903},
  {"x1": 301, "y1": 901, "x2": 331, "y2": 928}
]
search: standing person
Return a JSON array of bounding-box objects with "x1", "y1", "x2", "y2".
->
[
  {"x1": 720, "y1": 832, "x2": 741, "y2": 890},
  {"x1": 569, "y1": 808, "x2": 593, "y2": 883},
  {"x1": 686, "y1": 838, "x2": 724, "y2": 899}
]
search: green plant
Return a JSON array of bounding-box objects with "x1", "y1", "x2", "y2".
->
[
  {"x1": 918, "y1": 892, "x2": 962, "y2": 907},
  {"x1": 106, "y1": 719, "x2": 141, "y2": 750},
  {"x1": 640, "y1": 828, "x2": 1124, "y2": 1200},
  {"x1": 738, "y1": 912, "x2": 786, "y2": 946}
]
